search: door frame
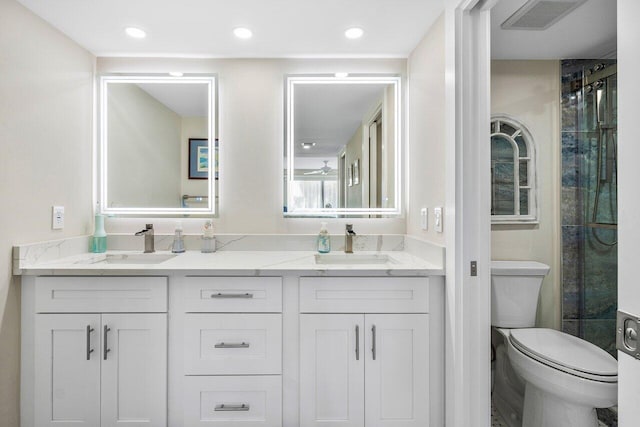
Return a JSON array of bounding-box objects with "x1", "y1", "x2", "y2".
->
[
  {"x1": 617, "y1": 1, "x2": 640, "y2": 425},
  {"x1": 444, "y1": 0, "x2": 497, "y2": 426}
]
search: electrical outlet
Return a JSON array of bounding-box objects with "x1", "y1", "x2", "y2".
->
[
  {"x1": 52, "y1": 206, "x2": 64, "y2": 230},
  {"x1": 434, "y1": 207, "x2": 443, "y2": 233},
  {"x1": 420, "y1": 208, "x2": 428, "y2": 230}
]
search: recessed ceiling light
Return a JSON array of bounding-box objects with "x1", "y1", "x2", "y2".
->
[
  {"x1": 234, "y1": 27, "x2": 253, "y2": 39},
  {"x1": 345, "y1": 27, "x2": 364, "y2": 39},
  {"x1": 335, "y1": 72, "x2": 349, "y2": 78},
  {"x1": 300, "y1": 142, "x2": 316, "y2": 150},
  {"x1": 169, "y1": 72, "x2": 183, "y2": 77},
  {"x1": 125, "y1": 27, "x2": 147, "y2": 39}
]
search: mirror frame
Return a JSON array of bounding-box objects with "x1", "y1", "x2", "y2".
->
[
  {"x1": 98, "y1": 74, "x2": 216, "y2": 216},
  {"x1": 284, "y1": 75, "x2": 402, "y2": 217}
]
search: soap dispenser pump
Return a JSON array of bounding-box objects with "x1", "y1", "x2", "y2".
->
[
  {"x1": 317, "y1": 222, "x2": 331, "y2": 253},
  {"x1": 171, "y1": 222, "x2": 185, "y2": 253},
  {"x1": 90, "y1": 209, "x2": 107, "y2": 253}
]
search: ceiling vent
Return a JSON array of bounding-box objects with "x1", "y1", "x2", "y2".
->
[{"x1": 501, "y1": 0, "x2": 588, "y2": 31}]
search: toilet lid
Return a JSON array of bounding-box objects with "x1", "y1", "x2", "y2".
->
[{"x1": 509, "y1": 328, "x2": 617, "y2": 382}]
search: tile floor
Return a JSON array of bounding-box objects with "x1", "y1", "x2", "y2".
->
[
  {"x1": 490, "y1": 404, "x2": 509, "y2": 427},
  {"x1": 491, "y1": 403, "x2": 613, "y2": 427}
]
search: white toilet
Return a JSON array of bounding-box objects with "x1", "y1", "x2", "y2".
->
[{"x1": 491, "y1": 260, "x2": 617, "y2": 427}]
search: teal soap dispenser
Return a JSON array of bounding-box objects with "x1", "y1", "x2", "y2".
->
[
  {"x1": 90, "y1": 211, "x2": 107, "y2": 253},
  {"x1": 317, "y1": 222, "x2": 331, "y2": 253}
]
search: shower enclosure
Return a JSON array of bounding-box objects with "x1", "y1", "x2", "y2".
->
[{"x1": 561, "y1": 59, "x2": 618, "y2": 356}]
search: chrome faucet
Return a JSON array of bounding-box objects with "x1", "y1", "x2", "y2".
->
[
  {"x1": 135, "y1": 224, "x2": 155, "y2": 253},
  {"x1": 345, "y1": 224, "x2": 356, "y2": 253}
]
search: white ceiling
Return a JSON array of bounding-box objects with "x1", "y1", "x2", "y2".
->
[
  {"x1": 16, "y1": 0, "x2": 445, "y2": 58},
  {"x1": 137, "y1": 83, "x2": 208, "y2": 117},
  {"x1": 294, "y1": 84, "x2": 386, "y2": 158},
  {"x1": 16, "y1": 0, "x2": 615, "y2": 60},
  {"x1": 492, "y1": 0, "x2": 616, "y2": 59}
]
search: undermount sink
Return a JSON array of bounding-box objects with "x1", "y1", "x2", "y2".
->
[
  {"x1": 314, "y1": 253, "x2": 398, "y2": 265},
  {"x1": 90, "y1": 253, "x2": 177, "y2": 265}
]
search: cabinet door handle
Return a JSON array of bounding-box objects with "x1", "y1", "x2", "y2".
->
[
  {"x1": 355, "y1": 325, "x2": 360, "y2": 360},
  {"x1": 371, "y1": 324, "x2": 377, "y2": 360},
  {"x1": 86, "y1": 325, "x2": 94, "y2": 360},
  {"x1": 214, "y1": 342, "x2": 250, "y2": 349},
  {"x1": 214, "y1": 403, "x2": 250, "y2": 412},
  {"x1": 103, "y1": 325, "x2": 111, "y2": 360},
  {"x1": 210, "y1": 292, "x2": 253, "y2": 299}
]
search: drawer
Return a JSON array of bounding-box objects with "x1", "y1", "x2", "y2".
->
[
  {"x1": 299, "y1": 277, "x2": 428, "y2": 313},
  {"x1": 182, "y1": 277, "x2": 282, "y2": 313},
  {"x1": 35, "y1": 276, "x2": 167, "y2": 313},
  {"x1": 184, "y1": 376, "x2": 282, "y2": 427},
  {"x1": 184, "y1": 314, "x2": 282, "y2": 375}
]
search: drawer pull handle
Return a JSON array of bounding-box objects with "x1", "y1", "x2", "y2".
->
[
  {"x1": 215, "y1": 403, "x2": 250, "y2": 412},
  {"x1": 214, "y1": 342, "x2": 250, "y2": 349},
  {"x1": 210, "y1": 292, "x2": 254, "y2": 299},
  {"x1": 86, "y1": 325, "x2": 94, "y2": 360}
]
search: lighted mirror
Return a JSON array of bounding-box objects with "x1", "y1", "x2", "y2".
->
[
  {"x1": 284, "y1": 75, "x2": 401, "y2": 216},
  {"x1": 99, "y1": 75, "x2": 216, "y2": 215}
]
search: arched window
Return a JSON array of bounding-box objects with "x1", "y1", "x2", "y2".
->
[{"x1": 490, "y1": 115, "x2": 537, "y2": 223}]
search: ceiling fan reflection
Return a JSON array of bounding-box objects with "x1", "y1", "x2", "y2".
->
[{"x1": 304, "y1": 160, "x2": 332, "y2": 175}]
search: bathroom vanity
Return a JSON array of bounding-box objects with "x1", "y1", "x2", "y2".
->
[{"x1": 16, "y1": 245, "x2": 444, "y2": 427}]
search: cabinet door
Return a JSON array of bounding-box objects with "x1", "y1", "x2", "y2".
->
[
  {"x1": 101, "y1": 313, "x2": 167, "y2": 427},
  {"x1": 364, "y1": 314, "x2": 429, "y2": 427},
  {"x1": 300, "y1": 314, "x2": 364, "y2": 427},
  {"x1": 35, "y1": 314, "x2": 101, "y2": 427}
]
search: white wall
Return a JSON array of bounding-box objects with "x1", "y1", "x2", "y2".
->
[
  {"x1": 0, "y1": 0, "x2": 95, "y2": 424},
  {"x1": 406, "y1": 14, "x2": 446, "y2": 245},
  {"x1": 97, "y1": 57, "x2": 407, "y2": 235},
  {"x1": 490, "y1": 60, "x2": 561, "y2": 329},
  {"x1": 107, "y1": 84, "x2": 182, "y2": 207}
]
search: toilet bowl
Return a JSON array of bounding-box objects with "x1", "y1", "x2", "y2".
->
[{"x1": 491, "y1": 261, "x2": 617, "y2": 427}]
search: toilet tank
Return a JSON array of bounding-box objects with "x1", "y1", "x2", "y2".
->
[{"x1": 491, "y1": 261, "x2": 550, "y2": 328}]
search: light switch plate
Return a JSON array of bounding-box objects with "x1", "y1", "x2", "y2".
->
[
  {"x1": 52, "y1": 206, "x2": 64, "y2": 230},
  {"x1": 434, "y1": 207, "x2": 443, "y2": 233},
  {"x1": 420, "y1": 208, "x2": 428, "y2": 230}
]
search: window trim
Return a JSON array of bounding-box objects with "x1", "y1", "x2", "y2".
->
[{"x1": 491, "y1": 114, "x2": 538, "y2": 224}]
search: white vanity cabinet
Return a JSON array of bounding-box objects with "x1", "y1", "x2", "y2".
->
[
  {"x1": 299, "y1": 277, "x2": 435, "y2": 427},
  {"x1": 19, "y1": 260, "x2": 444, "y2": 427},
  {"x1": 22, "y1": 276, "x2": 168, "y2": 427}
]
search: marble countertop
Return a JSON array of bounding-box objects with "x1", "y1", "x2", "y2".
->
[{"x1": 16, "y1": 250, "x2": 444, "y2": 277}]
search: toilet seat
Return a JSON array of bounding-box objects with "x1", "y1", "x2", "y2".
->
[{"x1": 509, "y1": 328, "x2": 617, "y2": 383}]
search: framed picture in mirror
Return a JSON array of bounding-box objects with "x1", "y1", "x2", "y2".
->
[{"x1": 189, "y1": 138, "x2": 209, "y2": 179}]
